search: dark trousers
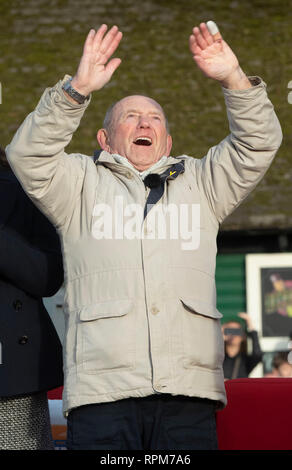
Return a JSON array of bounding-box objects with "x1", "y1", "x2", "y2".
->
[{"x1": 66, "y1": 394, "x2": 218, "y2": 450}]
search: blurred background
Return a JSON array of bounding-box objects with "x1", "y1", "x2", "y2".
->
[{"x1": 1, "y1": 0, "x2": 292, "y2": 377}]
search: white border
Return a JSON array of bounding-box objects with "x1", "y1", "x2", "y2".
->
[{"x1": 246, "y1": 253, "x2": 292, "y2": 352}]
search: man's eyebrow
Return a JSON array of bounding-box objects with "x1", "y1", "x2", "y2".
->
[
  {"x1": 124, "y1": 108, "x2": 163, "y2": 116},
  {"x1": 124, "y1": 109, "x2": 139, "y2": 114}
]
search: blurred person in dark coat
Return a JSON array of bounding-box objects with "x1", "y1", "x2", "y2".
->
[
  {"x1": 0, "y1": 146, "x2": 64, "y2": 450},
  {"x1": 222, "y1": 312, "x2": 263, "y2": 380}
]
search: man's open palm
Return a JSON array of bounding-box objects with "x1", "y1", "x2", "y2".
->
[
  {"x1": 189, "y1": 23, "x2": 239, "y2": 82},
  {"x1": 72, "y1": 25, "x2": 123, "y2": 96}
]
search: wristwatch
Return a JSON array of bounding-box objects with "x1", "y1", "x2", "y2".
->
[{"x1": 62, "y1": 78, "x2": 89, "y2": 104}]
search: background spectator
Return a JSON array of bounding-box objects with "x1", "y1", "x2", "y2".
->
[
  {"x1": 271, "y1": 352, "x2": 292, "y2": 377},
  {"x1": 222, "y1": 312, "x2": 263, "y2": 380}
]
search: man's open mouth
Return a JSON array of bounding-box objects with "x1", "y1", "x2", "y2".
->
[{"x1": 133, "y1": 137, "x2": 152, "y2": 146}]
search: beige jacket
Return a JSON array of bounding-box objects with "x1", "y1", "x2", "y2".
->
[{"x1": 6, "y1": 76, "x2": 282, "y2": 416}]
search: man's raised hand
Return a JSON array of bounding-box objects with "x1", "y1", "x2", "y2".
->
[
  {"x1": 71, "y1": 25, "x2": 123, "y2": 97},
  {"x1": 189, "y1": 22, "x2": 251, "y2": 90}
]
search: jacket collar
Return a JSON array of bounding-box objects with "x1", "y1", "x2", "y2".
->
[{"x1": 93, "y1": 150, "x2": 184, "y2": 173}]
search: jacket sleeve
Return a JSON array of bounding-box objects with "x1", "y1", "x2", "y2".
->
[
  {"x1": 0, "y1": 208, "x2": 64, "y2": 298},
  {"x1": 190, "y1": 77, "x2": 283, "y2": 224},
  {"x1": 6, "y1": 75, "x2": 90, "y2": 230}
]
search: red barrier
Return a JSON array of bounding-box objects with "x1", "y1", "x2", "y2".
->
[
  {"x1": 216, "y1": 378, "x2": 292, "y2": 450},
  {"x1": 48, "y1": 386, "x2": 63, "y2": 400},
  {"x1": 48, "y1": 378, "x2": 292, "y2": 450}
]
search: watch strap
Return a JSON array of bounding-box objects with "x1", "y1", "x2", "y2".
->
[{"x1": 62, "y1": 78, "x2": 89, "y2": 104}]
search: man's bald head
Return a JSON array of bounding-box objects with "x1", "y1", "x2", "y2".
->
[{"x1": 103, "y1": 95, "x2": 170, "y2": 134}]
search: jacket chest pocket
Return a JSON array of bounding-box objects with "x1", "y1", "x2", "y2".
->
[
  {"x1": 180, "y1": 298, "x2": 224, "y2": 371},
  {"x1": 77, "y1": 300, "x2": 135, "y2": 373}
]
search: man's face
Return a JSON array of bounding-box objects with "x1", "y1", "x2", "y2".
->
[{"x1": 97, "y1": 95, "x2": 172, "y2": 171}]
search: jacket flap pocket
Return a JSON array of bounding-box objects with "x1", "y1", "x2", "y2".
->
[
  {"x1": 180, "y1": 298, "x2": 222, "y2": 319},
  {"x1": 79, "y1": 300, "x2": 133, "y2": 321}
]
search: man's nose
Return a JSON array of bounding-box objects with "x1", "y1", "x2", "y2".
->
[{"x1": 138, "y1": 116, "x2": 150, "y2": 128}]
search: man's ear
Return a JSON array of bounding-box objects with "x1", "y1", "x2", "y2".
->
[
  {"x1": 166, "y1": 134, "x2": 173, "y2": 156},
  {"x1": 97, "y1": 129, "x2": 110, "y2": 151}
]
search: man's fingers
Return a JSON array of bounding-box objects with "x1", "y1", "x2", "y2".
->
[
  {"x1": 91, "y1": 24, "x2": 109, "y2": 52},
  {"x1": 83, "y1": 25, "x2": 122, "y2": 64},
  {"x1": 190, "y1": 22, "x2": 222, "y2": 52},
  {"x1": 192, "y1": 26, "x2": 208, "y2": 50},
  {"x1": 199, "y1": 22, "x2": 214, "y2": 46},
  {"x1": 102, "y1": 30, "x2": 123, "y2": 63},
  {"x1": 206, "y1": 21, "x2": 222, "y2": 41},
  {"x1": 83, "y1": 28, "x2": 97, "y2": 54},
  {"x1": 189, "y1": 35, "x2": 202, "y2": 55},
  {"x1": 104, "y1": 57, "x2": 122, "y2": 80},
  {"x1": 99, "y1": 25, "x2": 121, "y2": 55}
]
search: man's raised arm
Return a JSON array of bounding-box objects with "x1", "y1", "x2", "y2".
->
[
  {"x1": 188, "y1": 22, "x2": 282, "y2": 224},
  {"x1": 6, "y1": 25, "x2": 122, "y2": 229}
]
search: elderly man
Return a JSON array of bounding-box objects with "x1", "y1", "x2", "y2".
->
[{"x1": 7, "y1": 22, "x2": 282, "y2": 450}]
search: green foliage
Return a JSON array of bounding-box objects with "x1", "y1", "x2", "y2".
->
[{"x1": 1, "y1": 0, "x2": 292, "y2": 229}]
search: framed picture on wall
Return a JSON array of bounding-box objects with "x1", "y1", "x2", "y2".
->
[{"x1": 246, "y1": 253, "x2": 292, "y2": 352}]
